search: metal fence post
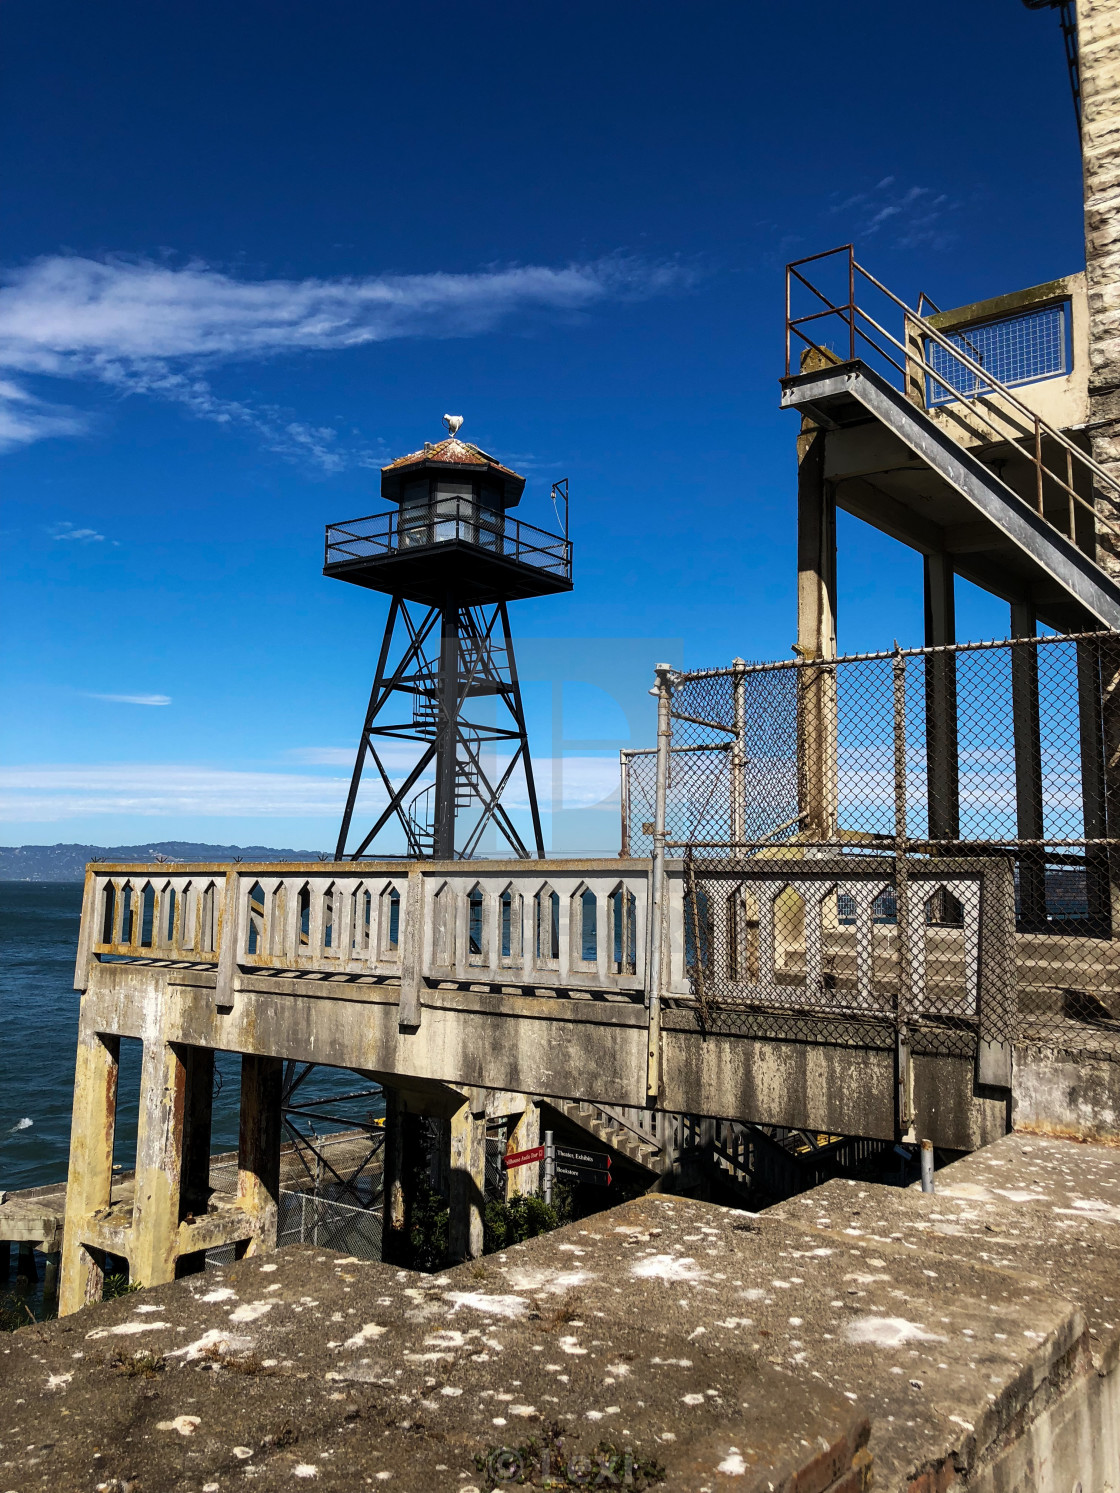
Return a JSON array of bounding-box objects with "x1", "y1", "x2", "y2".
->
[
  {"x1": 543, "y1": 1129, "x2": 555, "y2": 1206},
  {"x1": 731, "y1": 657, "x2": 747, "y2": 848},
  {"x1": 619, "y1": 750, "x2": 633, "y2": 858},
  {"x1": 646, "y1": 664, "x2": 674, "y2": 1102},
  {"x1": 892, "y1": 644, "x2": 915, "y2": 1140}
]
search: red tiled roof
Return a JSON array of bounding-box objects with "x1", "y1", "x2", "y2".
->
[{"x1": 382, "y1": 437, "x2": 521, "y2": 480}]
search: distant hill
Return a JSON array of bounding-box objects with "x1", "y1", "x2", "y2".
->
[{"x1": 0, "y1": 841, "x2": 326, "y2": 882}]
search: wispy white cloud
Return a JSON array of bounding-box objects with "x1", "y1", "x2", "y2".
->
[
  {"x1": 0, "y1": 377, "x2": 86, "y2": 450},
  {"x1": 52, "y1": 521, "x2": 107, "y2": 543},
  {"x1": 85, "y1": 693, "x2": 172, "y2": 706},
  {"x1": 0, "y1": 756, "x2": 620, "y2": 822},
  {"x1": 828, "y1": 176, "x2": 956, "y2": 251},
  {"x1": 0, "y1": 252, "x2": 692, "y2": 462}
]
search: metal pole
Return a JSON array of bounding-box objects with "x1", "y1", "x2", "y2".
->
[
  {"x1": 619, "y1": 750, "x2": 632, "y2": 858},
  {"x1": 731, "y1": 658, "x2": 747, "y2": 847},
  {"x1": 892, "y1": 644, "x2": 914, "y2": 1140},
  {"x1": 920, "y1": 1138, "x2": 934, "y2": 1194},
  {"x1": 543, "y1": 1129, "x2": 554, "y2": 1206},
  {"x1": 646, "y1": 663, "x2": 673, "y2": 1102}
]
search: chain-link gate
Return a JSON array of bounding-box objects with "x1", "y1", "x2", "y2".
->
[{"x1": 625, "y1": 633, "x2": 1120, "y2": 1069}]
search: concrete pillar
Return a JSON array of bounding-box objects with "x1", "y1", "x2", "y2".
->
[
  {"x1": 505, "y1": 1100, "x2": 541, "y2": 1198},
  {"x1": 236, "y1": 1055, "x2": 283, "y2": 1257},
  {"x1": 795, "y1": 397, "x2": 838, "y2": 841},
  {"x1": 1080, "y1": 0, "x2": 1120, "y2": 930},
  {"x1": 16, "y1": 1243, "x2": 38, "y2": 1284},
  {"x1": 42, "y1": 1252, "x2": 60, "y2": 1308},
  {"x1": 923, "y1": 553, "x2": 959, "y2": 846},
  {"x1": 381, "y1": 1087, "x2": 424, "y2": 1265},
  {"x1": 59, "y1": 1028, "x2": 120, "y2": 1315},
  {"x1": 130, "y1": 1039, "x2": 188, "y2": 1288},
  {"x1": 427, "y1": 1115, "x2": 449, "y2": 1198},
  {"x1": 449, "y1": 1091, "x2": 487, "y2": 1262},
  {"x1": 1011, "y1": 604, "x2": 1047, "y2": 930}
]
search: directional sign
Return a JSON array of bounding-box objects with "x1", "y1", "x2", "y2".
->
[
  {"x1": 502, "y1": 1145, "x2": 545, "y2": 1171},
  {"x1": 555, "y1": 1161, "x2": 612, "y2": 1188},
  {"x1": 554, "y1": 1146, "x2": 610, "y2": 1172}
]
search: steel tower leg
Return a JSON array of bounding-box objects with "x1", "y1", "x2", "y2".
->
[{"x1": 337, "y1": 596, "x2": 545, "y2": 862}]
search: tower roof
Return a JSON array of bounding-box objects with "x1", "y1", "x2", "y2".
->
[{"x1": 380, "y1": 433, "x2": 526, "y2": 504}]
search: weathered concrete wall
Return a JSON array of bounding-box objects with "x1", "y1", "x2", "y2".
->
[
  {"x1": 1012, "y1": 1042, "x2": 1120, "y2": 1143},
  {"x1": 19, "y1": 1131, "x2": 1119, "y2": 1491}
]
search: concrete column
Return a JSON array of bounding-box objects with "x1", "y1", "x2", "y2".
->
[
  {"x1": 1080, "y1": 0, "x2": 1120, "y2": 929},
  {"x1": 59, "y1": 1028, "x2": 120, "y2": 1315},
  {"x1": 381, "y1": 1087, "x2": 423, "y2": 1265},
  {"x1": 923, "y1": 553, "x2": 959, "y2": 848},
  {"x1": 505, "y1": 1100, "x2": 541, "y2": 1198},
  {"x1": 17, "y1": 1243, "x2": 39, "y2": 1284},
  {"x1": 236, "y1": 1055, "x2": 283, "y2": 1257},
  {"x1": 131, "y1": 1039, "x2": 188, "y2": 1288},
  {"x1": 449, "y1": 1091, "x2": 487, "y2": 1262},
  {"x1": 796, "y1": 405, "x2": 838, "y2": 841},
  {"x1": 1011, "y1": 604, "x2": 1046, "y2": 930}
]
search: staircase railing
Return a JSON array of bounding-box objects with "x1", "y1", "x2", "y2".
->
[{"x1": 784, "y1": 244, "x2": 1120, "y2": 549}]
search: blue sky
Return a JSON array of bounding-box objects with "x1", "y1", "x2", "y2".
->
[{"x1": 0, "y1": 0, "x2": 1084, "y2": 854}]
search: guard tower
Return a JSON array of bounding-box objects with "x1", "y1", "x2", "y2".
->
[{"x1": 325, "y1": 417, "x2": 572, "y2": 860}]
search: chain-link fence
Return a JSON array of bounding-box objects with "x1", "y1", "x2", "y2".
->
[{"x1": 626, "y1": 633, "x2": 1120, "y2": 1059}]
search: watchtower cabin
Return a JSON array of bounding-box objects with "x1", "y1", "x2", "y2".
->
[{"x1": 324, "y1": 419, "x2": 572, "y2": 861}]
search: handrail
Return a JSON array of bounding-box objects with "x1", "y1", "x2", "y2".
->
[{"x1": 784, "y1": 245, "x2": 1120, "y2": 546}]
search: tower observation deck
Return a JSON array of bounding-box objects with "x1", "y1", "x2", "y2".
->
[{"x1": 325, "y1": 420, "x2": 572, "y2": 861}]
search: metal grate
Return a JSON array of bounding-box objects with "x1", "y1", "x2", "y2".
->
[{"x1": 927, "y1": 302, "x2": 1069, "y2": 404}]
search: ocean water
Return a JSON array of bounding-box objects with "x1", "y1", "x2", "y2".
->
[{"x1": 0, "y1": 882, "x2": 383, "y2": 1196}]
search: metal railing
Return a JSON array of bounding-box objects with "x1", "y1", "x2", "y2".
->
[
  {"x1": 784, "y1": 244, "x2": 1120, "y2": 549},
  {"x1": 325, "y1": 498, "x2": 572, "y2": 582}
]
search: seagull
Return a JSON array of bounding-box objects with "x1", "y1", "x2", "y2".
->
[{"x1": 443, "y1": 414, "x2": 464, "y2": 437}]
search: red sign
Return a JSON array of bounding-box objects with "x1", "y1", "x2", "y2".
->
[{"x1": 502, "y1": 1144, "x2": 545, "y2": 1170}]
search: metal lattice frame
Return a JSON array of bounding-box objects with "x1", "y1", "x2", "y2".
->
[{"x1": 336, "y1": 598, "x2": 543, "y2": 861}]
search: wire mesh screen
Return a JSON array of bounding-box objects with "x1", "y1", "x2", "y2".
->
[
  {"x1": 926, "y1": 301, "x2": 1069, "y2": 404},
  {"x1": 627, "y1": 633, "x2": 1120, "y2": 1058}
]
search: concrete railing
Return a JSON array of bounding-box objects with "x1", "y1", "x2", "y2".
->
[{"x1": 75, "y1": 859, "x2": 692, "y2": 1014}]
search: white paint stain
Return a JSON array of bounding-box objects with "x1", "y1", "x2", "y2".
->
[
  {"x1": 86, "y1": 1320, "x2": 170, "y2": 1339},
  {"x1": 156, "y1": 1415, "x2": 201, "y2": 1436},
  {"x1": 630, "y1": 1254, "x2": 704, "y2": 1283},
  {"x1": 166, "y1": 1328, "x2": 254, "y2": 1361},
  {"x1": 292, "y1": 1464, "x2": 319, "y2": 1478},
  {"x1": 844, "y1": 1316, "x2": 947, "y2": 1347},
  {"x1": 199, "y1": 1287, "x2": 237, "y2": 1303},
  {"x1": 718, "y1": 1449, "x2": 748, "y2": 1476},
  {"x1": 445, "y1": 1291, "x2": 529, "y2": 1318},
  {"x1": 342, "y1": 1323, "x2": 387, "y2": 1349},
  {"x1": 45, "y1": 1372, "x2": 73, "y2": 1390},
  {"x1": 229, "y1": 1300, "x2": 275, "y2": 1324}
]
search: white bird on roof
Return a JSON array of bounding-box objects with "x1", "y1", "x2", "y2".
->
[{"x1": 443, "y1": 414, "x2": 464, "y2": 437}]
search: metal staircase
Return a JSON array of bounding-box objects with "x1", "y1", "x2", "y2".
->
[{"x1": 783, "y1": 246, "x2": 1120, "y2": 633}]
